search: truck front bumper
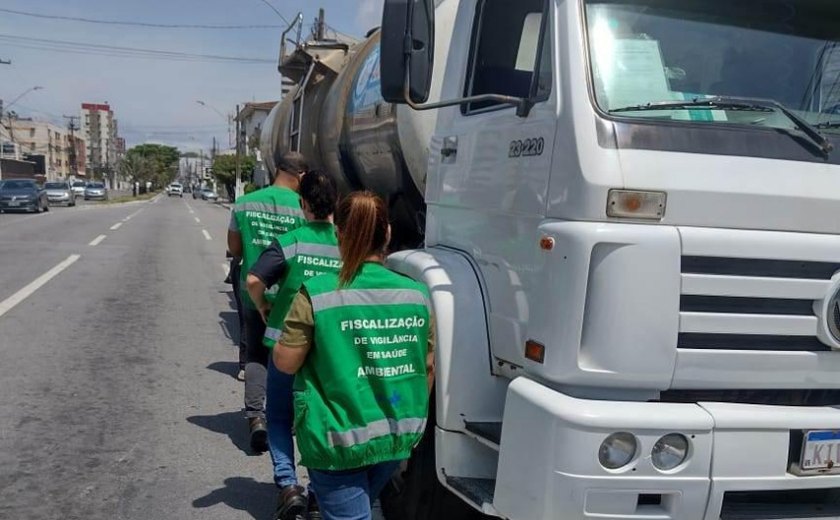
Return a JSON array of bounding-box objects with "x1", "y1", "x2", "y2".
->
[{"x1": 493, "y1": 377, "x2": 840, "y2": 520}]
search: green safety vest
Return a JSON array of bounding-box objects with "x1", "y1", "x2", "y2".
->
[
  {"x1": 232, "y1": 186, "x2": 304, "y2": 307},
  {"x1": 262, "y1": 222, "x2": 342, "y2": 348},
  {"x1": 294, "y1": 262, "x2": 431, "y2": 470}
]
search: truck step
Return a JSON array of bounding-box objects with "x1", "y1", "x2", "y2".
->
[
  {"x1": 464, "y1": 421, "x2": 502, "y2": 447},
  {"x1": 445, "y1": 476, "x2": 496, "y2": 511}
]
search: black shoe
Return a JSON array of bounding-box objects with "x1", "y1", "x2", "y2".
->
[
  {"x1": 307, "y1": 492, "x2": 322, "y2": 520},
  {"x1": 249, "y1": 417, "x2": 268, "y2": 453},
  {"x1": 223, "y1": 273, "x2": 233, "y2": 284},
  {"x1": 274, "y1": 485, "x2": 307, "y2": 520}
]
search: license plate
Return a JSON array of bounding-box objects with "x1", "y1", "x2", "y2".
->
[
  {"x1": 8, "y1": 201, "x2": 19, "y2": 207},
  {"x1": 799, "y1": 430, "x2": 840, "y2": 474}
]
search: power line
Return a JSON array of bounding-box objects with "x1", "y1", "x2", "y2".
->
[
  {"x1": 0, "y1": 34, "x2": 275, "y2": 64},
  {"x1": 0, "y1": 7, "x2": 283, "y2": 30},
  {"x1": 256, "y1": 0, "x2": 292, "y2": 26}
]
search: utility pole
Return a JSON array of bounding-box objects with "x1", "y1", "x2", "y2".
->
[
  {"x1": 64, "y1": 115, "x2": 80, "y2": 179},
  {"x1": 235, "y1": 104, "x2": 242, "y2": 200}
]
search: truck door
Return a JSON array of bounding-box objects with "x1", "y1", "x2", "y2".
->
[{"x1": 427, "y1": 0, "x2": 557, "y2": 368}]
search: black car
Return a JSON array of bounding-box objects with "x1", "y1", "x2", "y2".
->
[{"x1": 0, "y1": 179, "x2": 49, "y2": 213}]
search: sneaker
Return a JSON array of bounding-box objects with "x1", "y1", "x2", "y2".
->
[
  {"x1": 236, "y1": 369, "x2": 245, "y2": 381},
  {"x1": 273, "y1": 485, "x2": 307, "y2": 520},
  {"x1": 249, "y1": 417, "x2": 268, "y2": 453}
]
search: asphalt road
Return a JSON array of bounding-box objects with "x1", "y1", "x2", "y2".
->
[{"x1": 0, "y1": 194, "x2": 294, "y2": 519}]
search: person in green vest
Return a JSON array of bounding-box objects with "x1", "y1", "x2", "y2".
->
[
  {"x1": 273, "y1": 192, "x2": 435, "y2": 520},
  {"x1": 245, "y1": 171, "x2": 341, "y2": 520},
  {"x1": 227, "y1": 151, "x2": 307, "y2": 453}
]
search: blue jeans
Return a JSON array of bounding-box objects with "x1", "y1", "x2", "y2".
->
[
  {"x1": 266, "y1": 360, "x2": 297, "y2": 488},
  {"x1": 308, "y1": 461, "x2": 401, "y2": 520}
]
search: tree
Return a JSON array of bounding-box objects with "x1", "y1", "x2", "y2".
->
[
  {"x1": 212, "y1": 154, "x2": 256, "y2": 201},
  {"x1": 124, "y1": 144, "x2": 181, "y2": 189}
]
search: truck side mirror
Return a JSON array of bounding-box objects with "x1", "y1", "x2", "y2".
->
[{"x1": 380, "y1": 0, "x2": 435, "y2": 105}]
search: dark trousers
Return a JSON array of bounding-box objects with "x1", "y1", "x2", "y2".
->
[
  {"x1": 244, "y1": 306, "x2": 269, "y2": 419},
  {"x1": 229, "y1": 259, "x2": 246, "y2": 369}
]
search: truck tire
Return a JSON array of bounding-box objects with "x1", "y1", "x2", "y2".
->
[{"x1": 380, "y1": 398, "x2": 490, "y2": 520}]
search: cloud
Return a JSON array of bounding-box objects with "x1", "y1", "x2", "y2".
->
[{"x1": 356, "y1": 0, "x2": 384, "y2": 32}]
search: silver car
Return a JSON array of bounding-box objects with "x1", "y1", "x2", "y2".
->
[
  {"x1": 84, "y1": 182, "x2": 108, "y2": 201},
  {"x1": 70, "y1": 181, "x2": 87, "y2": 198},
  {"x1": 44, "y1": 181, "x2": 76, "y2": 207}
]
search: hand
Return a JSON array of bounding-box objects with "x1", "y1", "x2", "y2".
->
[{"x1": 258, "y1": 302, "x2": 272, "y2": 324}]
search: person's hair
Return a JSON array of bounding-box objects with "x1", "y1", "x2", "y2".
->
[
  {"x1": 274, "y1": 151, "x2": 309, "y2": 177},
  {"x1": 299, "y1": 170, "x2": 337, "y2": 220},
  {"x1": 335, "y1": 191, "x2": 389, "y2": 286}
]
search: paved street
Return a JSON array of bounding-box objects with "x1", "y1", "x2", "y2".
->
[{"x1": 0, "y1": 195, "x2": 288, "y2": 519}]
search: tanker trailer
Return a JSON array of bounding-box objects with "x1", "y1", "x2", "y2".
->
[{"x1": 262, "y1": 30, "x2": 435, "y2": 249}]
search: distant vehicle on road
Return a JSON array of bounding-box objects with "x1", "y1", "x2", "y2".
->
[
  {"x1": 0, "y1": 179, "x2": 49, "y2": 213},
  {"x1": 84, "y1": 182, "x2": 108, "y2": 201},
  {"x1": 44, "y1": 181, "x2": 76, "y2": 207},
  {"x1": 167, "y1": 183, "x2": 184, "y2": 197},
  {"x1": 70, "y1": 181, "x2": 87, "y2": 198},
  {"x1": 200, "y1": 189, "x2": 219, "y2": 201}
]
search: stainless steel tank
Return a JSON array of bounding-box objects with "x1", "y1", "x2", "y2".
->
[{"x1": 262, "y1": 31, "x2": 427, "y2": 248}]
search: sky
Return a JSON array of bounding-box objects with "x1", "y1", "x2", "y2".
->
[{"x1": 0, "y1": 0, "x2": 384, "y2": 152}]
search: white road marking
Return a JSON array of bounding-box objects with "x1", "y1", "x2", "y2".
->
[
  {"x1": 202, "y1": 229, "x2": 212, "y2": 241},
  {"x1": 0, "y1": 255, "x2": 81, "y2": 318},
  {"x1": 89, "y1": 234, "x2": 107, "y2": 246},
  {"x1": 123, "y1": 209, "x2": 142, "y2": 221},
  {"x1": 110, "y1": 222, "x2": 122, "y2": 230},
  {"x1": 194, "y1": 217, "x2": 201, "y2": 223}
]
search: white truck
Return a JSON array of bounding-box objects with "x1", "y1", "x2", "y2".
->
[{"x1": 262, "y1": 1, "x2": 840, "y2": 518}]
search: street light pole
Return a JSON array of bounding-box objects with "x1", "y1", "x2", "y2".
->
[{"x1": 196, "y1": 100, "x2": 233, "y2": 148}]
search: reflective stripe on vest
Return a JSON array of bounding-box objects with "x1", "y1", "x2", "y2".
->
[
  {"x1": 311, "y1": 288, "x2": 430, "y2": 313},
  {"x1": 264, "y1": 326, "x2": 282, "y2": 342},
  {"x1": 281, "y1": 243, "x2": 340, "y2": 260},
  {"x1": 236, "y1": 202, "x2": 303, "y2": 216},
  {"x1": 328, "y1": 417, "x2": 427, "y2": 448}
]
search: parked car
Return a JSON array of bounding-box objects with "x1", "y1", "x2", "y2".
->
[
  {"x1": 84, "y1": 182, "x2": 108, "y2": 201},
  {"x1": 44, "y1": 181, "x2": 76, "y2": 207},
  {"x1": 192, "y1": 186, "x2": 202, "y2": 199},
  {"x1": 0, "y1": 179, "x2": 49, "y2": 213},
  {"x1": 167, "y1": 183, "x2": 184, "y2": 197},
  {"x1": 70, "y1": 181, "x2": 87, "y2": 198},
  {"x1": 199, "y1": 188, "x2": 219, "y2": 201}
]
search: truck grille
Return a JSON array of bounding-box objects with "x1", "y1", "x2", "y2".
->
[{"x1": 679, "y1": 256, "x2": 840, "y2": 352}]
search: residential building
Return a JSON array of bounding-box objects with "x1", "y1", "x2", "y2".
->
[
  {"x1": 81, "y1": 102, "x2": 120, "y2": 184},
  {"x1": 5, "y1": 118, "x2": 85, "y2": 181},
  {"x1": 235, "y1": 101, "x2": 279, "y2": 157}
]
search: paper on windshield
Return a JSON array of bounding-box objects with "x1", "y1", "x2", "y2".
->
[
  {"x1": 598, "y1": 39, "x2": 672, "y2": 112},
  {"x1": 597, "y1": 39, "x2": 727, "y2": 122}
]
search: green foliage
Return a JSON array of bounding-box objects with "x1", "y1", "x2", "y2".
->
[
  {"x1": 211, "y1": 154, "x2": 256, "y2": 186},
  {"x1": 243, "y1": 182, "x2": 258, "y2": 194},
  {"x1": 121, "y1": 144, "x2": 181, "y2": 188}
]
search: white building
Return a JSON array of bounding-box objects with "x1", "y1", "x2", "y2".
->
[
  {"x1": 81, "y1": 102, "x2": 120, "y2": 185},
  {"x1": 235, "y1": 101, "x2": 279, "y2": 158}
]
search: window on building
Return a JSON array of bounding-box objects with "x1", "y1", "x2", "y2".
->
[
  {"x1": 30, "y1": 129, "x2": 36, "y2": 138},
  {"x1": 463, "y1": 0, "x2": 552, "y2": 113}
]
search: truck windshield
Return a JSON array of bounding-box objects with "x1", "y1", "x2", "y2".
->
[{"x1": 584, "y1": 0, "x2": 840, "y2": 132}]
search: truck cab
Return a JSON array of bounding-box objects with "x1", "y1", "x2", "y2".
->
[{"x1": 379, "y1": 1, "x2": 840, "y2": 519}]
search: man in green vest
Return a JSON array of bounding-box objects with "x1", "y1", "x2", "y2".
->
[
  {"x1": 245, "y1": 171, "x2": 341, "y2": 519},
  {"x1": 227, "y1": 151, "x2": 306, "y2": 453}
]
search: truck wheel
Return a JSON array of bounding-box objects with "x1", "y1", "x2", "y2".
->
[{"x1": 380, "y1": 398, "x2": 489, "y2": 520}]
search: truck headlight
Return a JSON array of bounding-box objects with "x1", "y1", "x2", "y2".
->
[
  {"x1": 651, "y1": 433, "x2": 689, "y2": 471},
  {"x1": 598, "y1": 432, "x2": 637, "y2": 470}
]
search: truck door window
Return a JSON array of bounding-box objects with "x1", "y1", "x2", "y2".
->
[{"x1": 463, "y1": 0, "x2": 551, "y2": 114}]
